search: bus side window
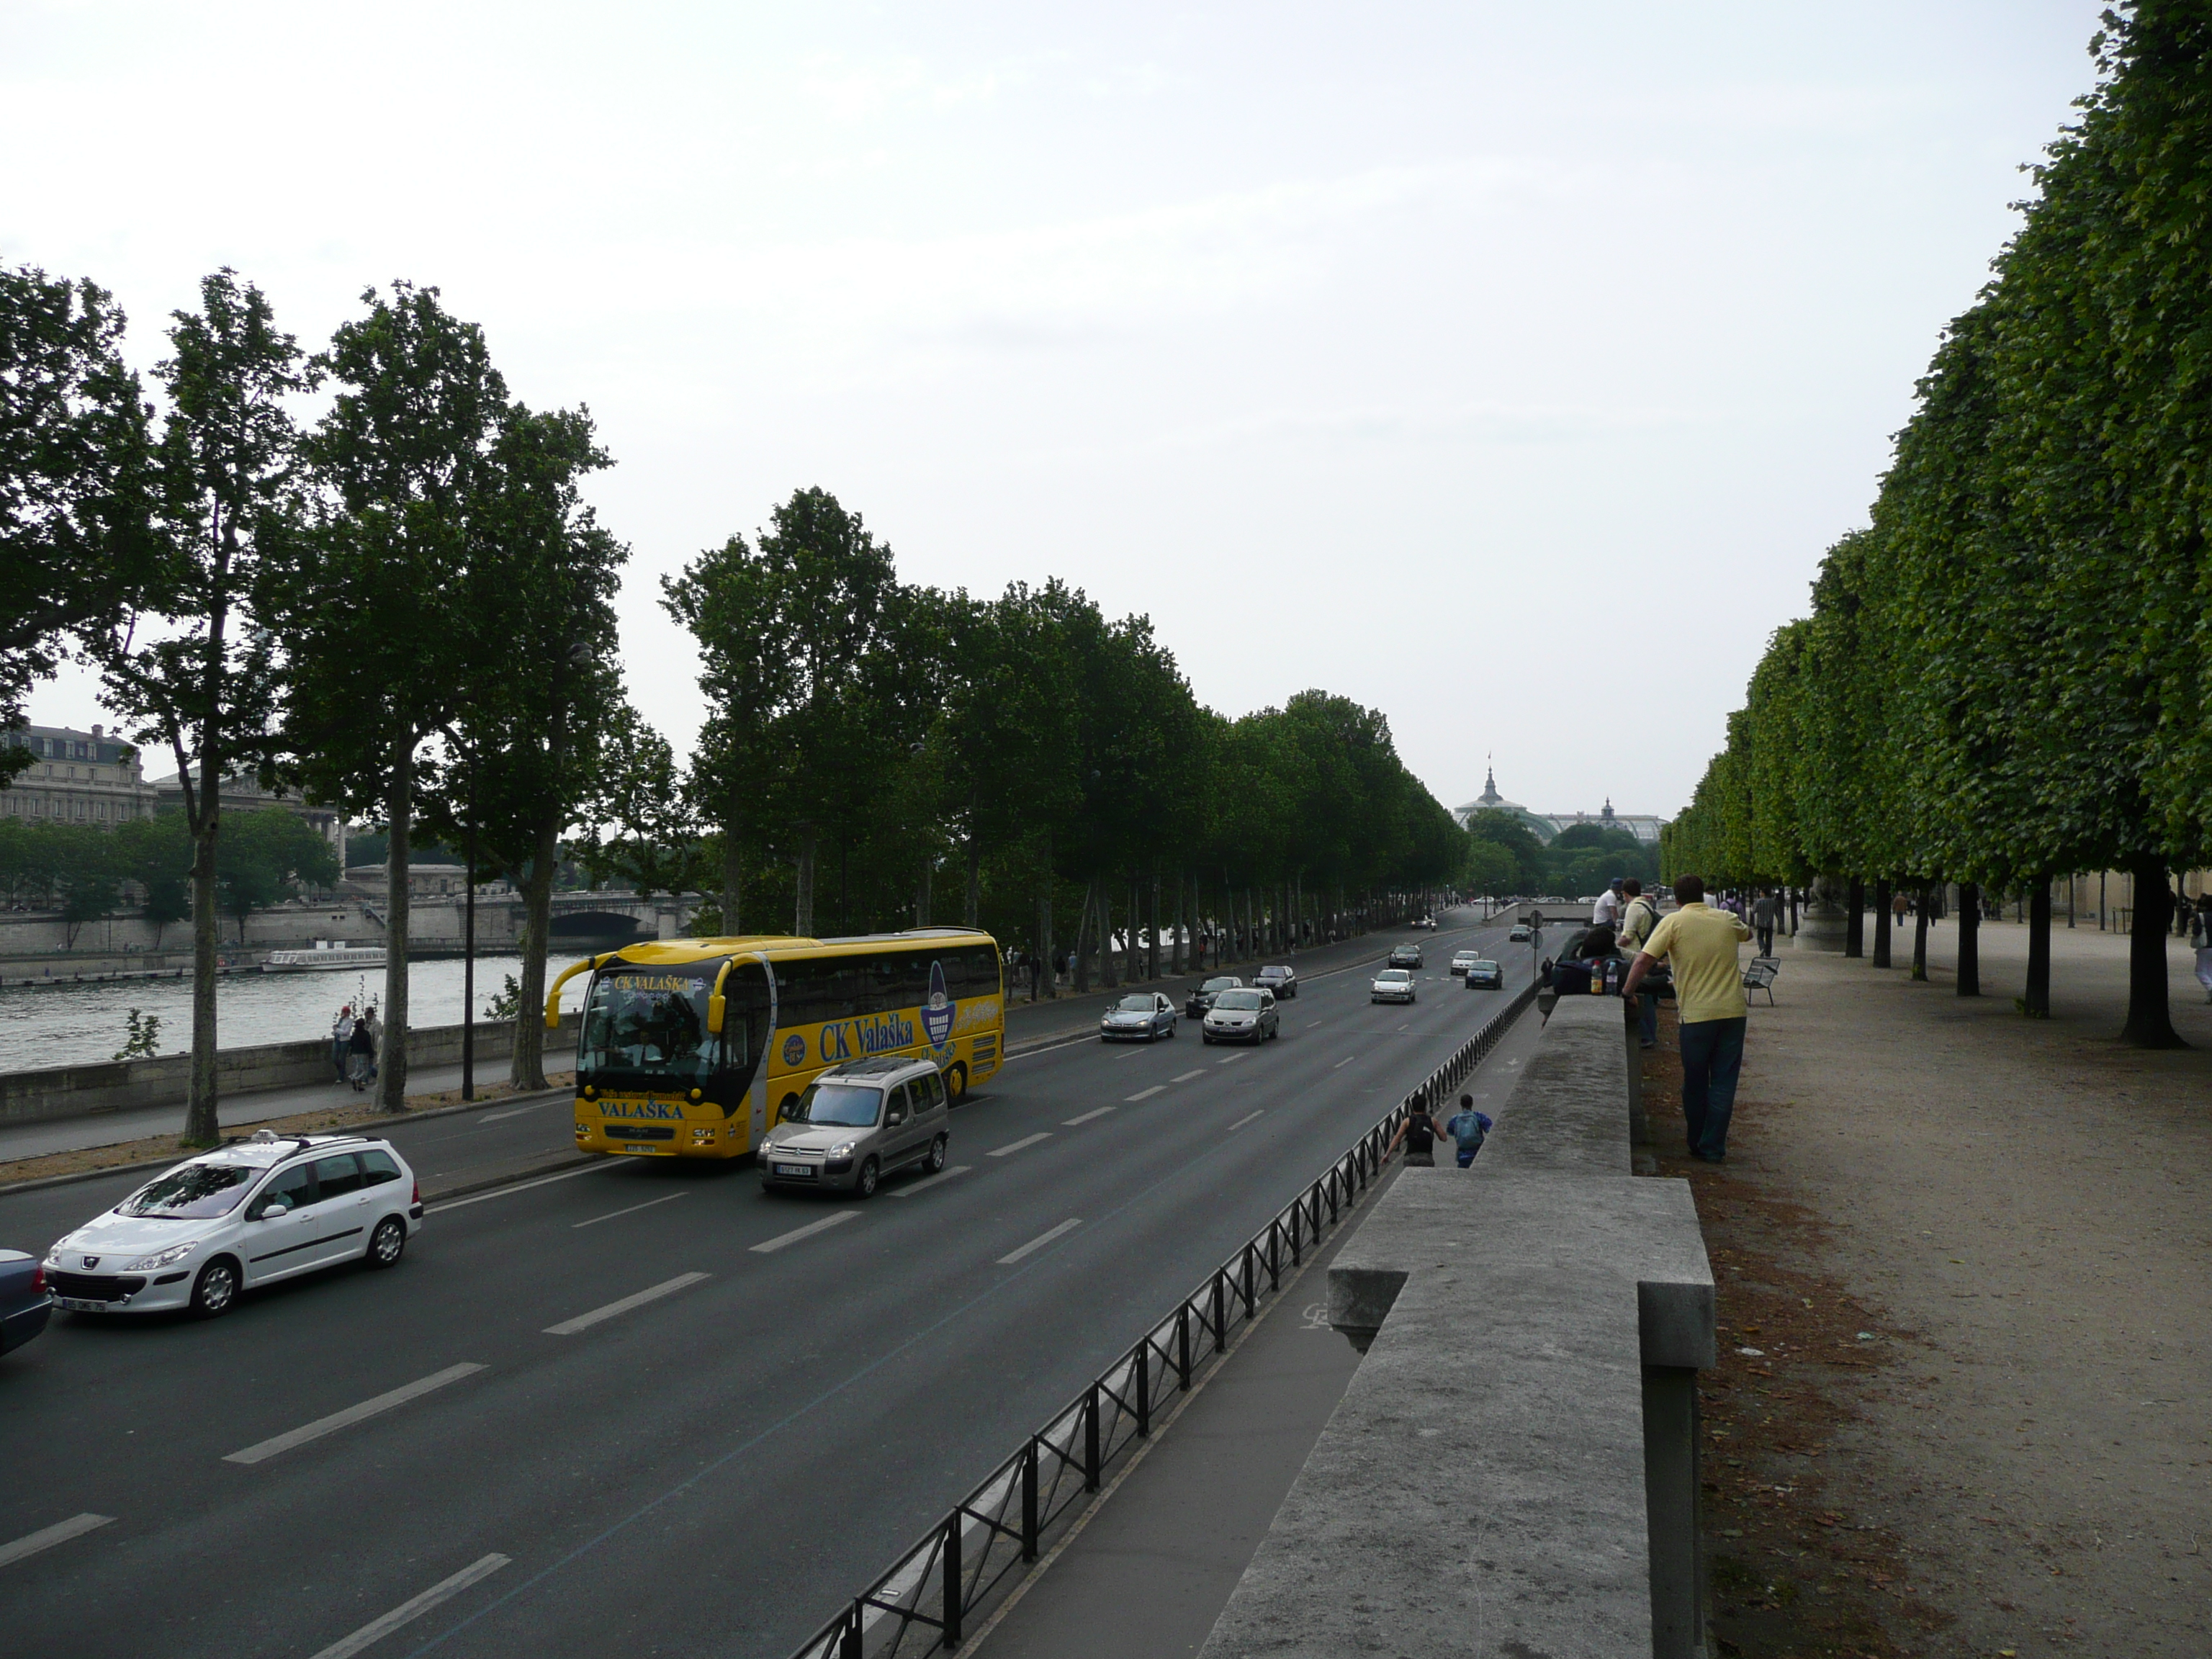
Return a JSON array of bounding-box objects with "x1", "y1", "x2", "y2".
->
[{"x1": 960, "y1": 945, "x2": 1001, "y2": 999}]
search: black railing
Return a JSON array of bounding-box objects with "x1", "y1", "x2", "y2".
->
[{"x1": 789, "y1": 979, "x2": 1538, "y2": 1659}]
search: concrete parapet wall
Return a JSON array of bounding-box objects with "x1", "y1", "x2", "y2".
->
[
  {"x1": 1200, "y1": 996, "x2": 1715, "y2": 1659},
  {"x1": 0, "y1": 1020, "x2": 576, "y2": 1127}
]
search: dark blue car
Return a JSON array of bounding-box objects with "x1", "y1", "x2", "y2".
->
[{"x1": 1, "y1": 1248, "x2": 53, "y2": 1357}]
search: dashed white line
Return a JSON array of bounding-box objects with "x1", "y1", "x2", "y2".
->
[
  {"x1": 0, "y1": 1514, "x2": 112, "y2": 1569},
  {"x1": 750, "y1": 1212, "x2": 863, "y2": 1254},
  {"x1": 890, "y1": 1165, "x2": 973, "y2": 1197},
  {"x1": 989, "y1": 1132, "x2": 1055, "y2": 1157},
  {"x1": 475, "y1": 1102, "x2": 549, "y2": 1123},
  {"x1": 544, "y1": 1271, "x2": 711, "y2": 1331},
  {"x1": 224, "y1": 1364, "x2": 488, "y2": 1465},
  {"x1": 572, "y1": 1191, "x2": 689, "y2": 1229},
  {"x1": 1215, "y1": 1053, "x2": 1246, "y2": 1066},
  {"x1": 1226, "y1": 1110, "x2": 1264, "y2": 1132},
  {"x1": 1332, "y1": 1055, "x2": 1357, "y2": 1070},
  {"x1": 1171, "y1": 1069, "x2": 1206, "y2": 1082},
  {"x1": 427, "y1": 1164, "x2": 608, "y2": 1213},
  {"x1": 998, "y1": 1218, "x2": 1082, "y2": 1264},
  {"x1": 305, "y1": 1553, "x2": 511, "y2": 1659},
  {"x1": 1062, "y1": 1107, "x2": 1116, "y2": 1126},
  {"x1": 1124, "y1": 1086, "x2": 1166, "y2": 1102}
]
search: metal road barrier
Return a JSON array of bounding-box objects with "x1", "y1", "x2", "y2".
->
[{"x1": 788, "y1": 979, "x2": 1539, "y2": 1659}]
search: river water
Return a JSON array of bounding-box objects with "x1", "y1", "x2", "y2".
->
[{"x1": 0, "y1": 954, "x2": 595, "y2": 1075}]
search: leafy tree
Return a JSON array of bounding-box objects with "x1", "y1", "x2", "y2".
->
[{"x1": 217, "y1": 806, "x2": 338, "y2": 940}]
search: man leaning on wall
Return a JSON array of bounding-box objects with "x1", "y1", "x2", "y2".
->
[{"x1": 1621, "y1": 874, "x2": 1752, "y2": 1163}]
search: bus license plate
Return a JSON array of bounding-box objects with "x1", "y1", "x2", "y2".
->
[
  {"x1": 624, "y1": 1143, "x2": 658, "y2": 1154},
  {"x1": 774, "y1": 1162, "x2": 814, "y2": 1177}
]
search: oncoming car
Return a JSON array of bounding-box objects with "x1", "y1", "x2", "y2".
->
[
  {"x1": 1101, "y1": 992, "x2": 1178, "y2": 1042},
  {"x1": 759, "y1": 1057, "x2": 950, "y2": 1197},
  {"x1": 1184, "y1": 976, "x2": 1244, "y2": 1020},
  {"x1": 1370, "y1": 968, "x2": 1417, "y2": 1004},
  {"x1": 1449, "y1": 950, "x2": 1480, "y2": 977},
  {"x1": 1388, "y1": 944, "x2": 1424, "y2": 970},
  {"x1": 1252, "y1": 964, "x2": 1298, "y2": 999},
  {"x1": 1202, "y1": 987, "x2": 1280, "y2": 1044},
  {"x1": 43, "y1": 1130, "x2": 422, "y2": 1320},
  {"x1": 1508, "y1": 924, "x2": 1532, "y2": 943},
  {"x1": 1464, "y1": 958, "x2": 1504, "y2": 989}
]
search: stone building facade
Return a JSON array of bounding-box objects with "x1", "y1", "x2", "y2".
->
[{"x1": 0, "y1": 724, "x2": 159, "y2": 826}]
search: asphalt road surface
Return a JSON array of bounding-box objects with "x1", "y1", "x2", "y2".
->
[{"x1": 0, "y1": 909, "x2": 1542, "y2": 1659}]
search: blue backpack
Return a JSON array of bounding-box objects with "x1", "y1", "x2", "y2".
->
[{"x1": 1447, "y1": 1110, "x2": 1491, "y2": 1150}]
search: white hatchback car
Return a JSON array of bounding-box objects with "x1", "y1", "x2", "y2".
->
[{"x1": 44, "y1": 1130, "x2": 423, "y2": 1319}]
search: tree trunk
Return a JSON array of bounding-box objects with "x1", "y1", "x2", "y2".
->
[
  {"x1": 1956, "y1": 881, "x2": 1980, "y2": 998},
  {"x1": 511, "y1": 804, "x2": 560, "y2": 1090},
  {"x1": 2118, "y1": 853, "x2": 2185, "y2": 1048},
  {"x1": 1073, "y1": 880, "x2": 1094, "y2": 994},
  {"x1": 1100, "y1": 886, "x2": 1119, "y2": 989},
  {"x1": 1147, "y1": 871, "x2": 1161, "y2": 981},
  {"x1": 2024, "y1": 878, "x2": 2051, "y2": 1020},
  {"x1": 1912, "y1": 885, "x2": 1930, "y2": 981},
  {"x1": 1172, "y1": 870, "x2": 1185, "y2": 976},
  {"x1": 184, "y1": 774, "x2": 221, "y2": 1146},
  {"x1": 1845, "y1": 876, "x2": 1865, "y2": 959},
  {"x1": 379, "y1": 737, "x2": 413, "y2": 1111},
  {"x1": 795, "y1": 829, "x2": 817, "y2": 935},
  {"x1": 1871, "y1": 878, "x2": 1892, "y2": 968},
  {"x1": 1038, "y1": 841, "x2": 1056, "y2": 1000}
]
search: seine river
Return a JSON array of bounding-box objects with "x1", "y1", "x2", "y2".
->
[{"x1": 0, "y1": 954, "x2": 595, "y2": 1075}]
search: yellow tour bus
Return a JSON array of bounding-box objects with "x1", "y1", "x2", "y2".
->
[{"x1": 546, "y1": 927, "x2": 1004, "y2": 1161}]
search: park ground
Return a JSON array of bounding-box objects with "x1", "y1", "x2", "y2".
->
[{"x1": 1642, "y1": 917, "x2": 2209, "y2": 1657}]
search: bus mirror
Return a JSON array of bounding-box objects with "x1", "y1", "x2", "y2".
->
[
  {"x1": 544, "y1": 1008, "x2": 560, "y2": 1032},
  {"x1": 709, "y1": 993, "x2": 727, "y2": 1033}
]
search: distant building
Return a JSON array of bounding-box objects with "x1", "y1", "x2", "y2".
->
[
  {"x1": 1, "y1": 724, "x2": 159, "y2": 826},
  {"x1": 151, "y1": 767, "x2": 347, "y2": 866},
  {"x1": 1452, "y1": 768, "x2": 1667, "y2": 846},
  {"x1": 343, "y1": 863, "x2": 472, "y2": 898}
]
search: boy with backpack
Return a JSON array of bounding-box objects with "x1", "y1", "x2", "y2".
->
[{"x1": 1444, "y1": 1094, "x2": 1493, "y2": 1167}]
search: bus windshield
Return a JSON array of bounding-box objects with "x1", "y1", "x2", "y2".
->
[{"x1": 580, "y1": 969, "x2": 716, "y2": 1091}]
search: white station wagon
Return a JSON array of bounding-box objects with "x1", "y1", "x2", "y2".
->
[{"x1": 44, "y1": 1130, "x2": 423, "y2": 1319}]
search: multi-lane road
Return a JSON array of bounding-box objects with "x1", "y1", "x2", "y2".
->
[{"x1": 0, "y1": 909, "x2": 1542, "y2": 1658}]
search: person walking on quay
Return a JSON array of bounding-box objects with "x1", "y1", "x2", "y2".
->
[
  {"x1": 1444, "y1": 1093, "x2": 1493, "y2": 1168},
  {"x1": 1621, "y1": 873, "x2": 1752, "y2": 1164},
  {"x1": 331, "y1": 1006, "x2": 354, "y2": 1084},
  {"x1": 1750, "y1": 889, "x2": 1779, "y2": 957},
  {"x1": 346, "y1": 1012, "x2": 376, "y2": 1092},
  {"x1": 1618, "y1": 878, "x2": 1662, "y2": 1049},
  {"x1": 1386, "y1": 1100, "x2": 1449, "y2": 1168}
]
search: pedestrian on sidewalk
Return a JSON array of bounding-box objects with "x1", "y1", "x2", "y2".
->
[
  {"x1": 346, "y1": 1014, "x2": 376, "y2": 1092},
  {"x1": 331, "y1": 1006, "x2": 354, "y2": 1084},
  {"x1": 1621, "y1": 873, "x2": 1752, "y2": 1164},
  {"x1": 364, "y1": 1004, "x2": 384, "y2": 1083},
  {"x1": 1592, "y1": 879, "x2": 1624, "y2": 928},
  {"x1": 1892, "y1": 887, "x2": 1909, "y2": 933},
  {"x1": 1750, "y1": 890, "x2": 1779, "y2": 957},
  {"x1": 1618, "y1": 879, "x2": 1662, "y2": 1049},
  {"x1": 1385, "y1": 1100, "x2": 1448, "y2": 1168},
  {"x1": 1444, "y1": 1094, "x2": 1493, "y2": 1167}
]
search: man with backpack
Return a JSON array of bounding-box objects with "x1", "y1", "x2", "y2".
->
[{"x1": 1444, "y1": 1094, "x2": 1493, "y2": 1167}]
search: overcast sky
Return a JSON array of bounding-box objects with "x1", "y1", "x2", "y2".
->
[{"x1": 7, "y1": 1, "x2": 2105, "y2": 818}]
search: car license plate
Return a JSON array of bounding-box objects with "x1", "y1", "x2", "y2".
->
[
  {"x1": 55, "y1": 1296, "x2": 104, "y2": 1312},
  {"x1": 774, "y1": 1162, "x2": 814, "y2": 1177}
]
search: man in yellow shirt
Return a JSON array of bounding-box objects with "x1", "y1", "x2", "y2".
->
[{"x1": 1622, "y1": 874, "x2": 1753, "y2": 1162}]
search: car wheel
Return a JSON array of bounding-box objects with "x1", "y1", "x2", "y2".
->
[
  {"x1": 855, "y1": 1156, "x2": 881, "y2": 1199},
  {"x1": 925, "y1": 1134, "x2": 948, "y2": 1173},
  {"x1": 366, "y1": 1216, "x2": 407, "y2": 1269},
  {"x1": 189, "y1": 1256, "x2": 240, "y2": 1320},
  {"x1": 1202, "y1": 1032, "x2": 1214, "y2": 1044},
  {"x1": 1167, "y1": 1020, "x2": 1177, "y2": 1038}
]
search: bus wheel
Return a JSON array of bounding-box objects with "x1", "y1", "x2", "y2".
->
[{"x1": 947, "y1": 1064, "x2": 969, "y2": 1105}]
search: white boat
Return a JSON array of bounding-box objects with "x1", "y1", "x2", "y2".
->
[{"x1": 261, "y1": 941, "x2": 387, "y2": 974}]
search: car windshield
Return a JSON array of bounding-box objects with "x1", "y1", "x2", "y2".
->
[
  {"x1": 1473, "y1": 961, "x2": 1498, "y2": 971},
  {"x1": 1259, "y1": 967, "x2": 1288, "y2": 978},
  {"x1": 1201, "y1": 977, "x2": 1238, "y2": 994},
  {"x1": 1377, "y1": 969, "x2": 1410, "y2": 983},
  {"x1": 786, "y1": 1083, "x2": 883, "y2": 1128},
  {"x1": 1215, "y1": 990, "x2": 1264, "y2": 1010},
  {"x1": 1115, "y1": 995, "x2": 1155, "y2": 1012},
  {"x1": 116, "y1": 1161, "x2": 258, "y2": 1219}
]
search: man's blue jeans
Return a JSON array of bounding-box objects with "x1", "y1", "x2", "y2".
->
[{"x1": 1678, "y1": 1016, "x2": 1747, "y2": 1159}]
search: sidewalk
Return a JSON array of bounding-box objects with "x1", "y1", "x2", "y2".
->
[{"x1": 1681, "y1": 915, "x2": 2210, "y2": 1655}]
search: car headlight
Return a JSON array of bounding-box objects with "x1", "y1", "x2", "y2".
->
[
  {"x1": 827, "y1": 1141, "x2": 856, "y2": 1159},
  {"x1": 123, "y1": 1243, "x2": 197, "y2": 1272}
]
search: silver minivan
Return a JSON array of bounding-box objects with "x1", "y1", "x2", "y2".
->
[{"x1": 757, "y1": 1057, "x2": 951, "y2": 1198}]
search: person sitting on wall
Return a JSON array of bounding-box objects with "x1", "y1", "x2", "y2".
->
[{"x1": 1550, "y1": 924, "x2": 1622, "y2": 996}]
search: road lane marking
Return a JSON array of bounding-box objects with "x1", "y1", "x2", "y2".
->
[
  {"x1": 1110, "y1": 1050, "x2": 1143, "y2": 1061},
  {"x1": 1171, "y1": 1069, "x2": 1205, "y2": 1082},
  {"x1": 1305, "y1": 1020, "x2": 1322, "y2": 1028},
  {"x1": 223, "y1": 1364, "x2": 488, "y2": 1465},
  {"x1": 572, "y1": 1191, "x2": 689, "y2": 1228},
  {"x1": 428, "y1": 1164, "x2": 608, "y2": 1213},
  {"x1": 1062, "y1": 1107, "x2": 1116, "y2": 1125},
  {"x1": 1226, "y1": 1110, "x2": 1264, "y2": 1131},
  {"x1": 1215, "y1": 1053, "x2": 1245, "y2": 1065},
  {"x1": 544, "y1": 1272, "x2": 711, "y2": 1331},
  {"x1": 475, "y1": 1103, "x2": 550, "y2": 1123},
  {"x1": 890, "y1": 1165, "x2": 973, "y2": 1197},
  {"x1": 1333, "y1": 1055, "x2": 1357, "y2": 1069},
  {"x1": 0, "y1": 1514, "x2": 112, "y2": 1569},
  {"x1": 989, "y1": 1132, "x2": 1054, "y2": 1156},
  {"x1": 748, "y1": 1213, "x2": 862, "y2": 1255},
  {"x1": 1124, "y1": 1086, "x2": 1166, "y2": 1102},
  {"x1": 997, "y1": 1218, "x2": 1082, "y2": 1265},
  {"x1": 306, "y1": 1553, "x2": 511, "y2": 1659}
]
